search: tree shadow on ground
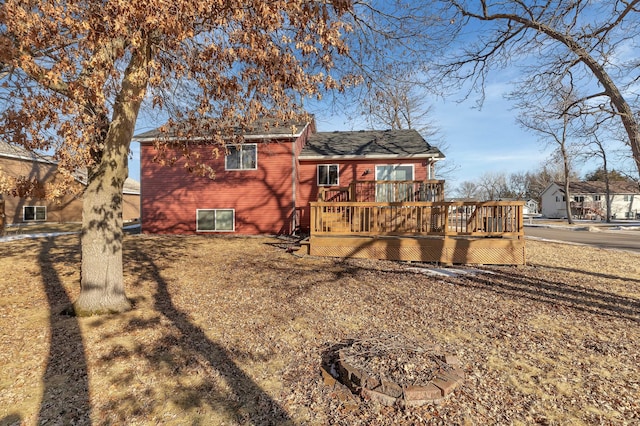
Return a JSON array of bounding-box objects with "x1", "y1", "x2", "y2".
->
[
  {"x1": 119, "y1": 237, "x2": 294, "y2": 425},
  {"x1": 453, "y1": 267, "x2": 640, "y2": 322},
  {"x1": 36, "y1": 237, "x2": 91, "y2": 425},
  {"x1": 529, "y1": 263, "x2": 640, "y2": 284}
]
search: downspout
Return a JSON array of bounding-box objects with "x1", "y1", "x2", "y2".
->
[{"x1": 291, "y1": 139, "x2": 297, "y2": 235}]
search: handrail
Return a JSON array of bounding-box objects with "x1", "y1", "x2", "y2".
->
[
  {"x1": 310, "y1": 200, "x2": 525, "y2": 238},
  {"x1": 316, "y1": 180, "x2": 446, "y2": 202}
]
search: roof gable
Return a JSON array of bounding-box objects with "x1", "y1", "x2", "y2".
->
[{"x1": 299, "y1": 129, "x2": 444, "y2": 159}]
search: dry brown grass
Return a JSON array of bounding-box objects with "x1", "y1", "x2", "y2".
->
[{"x1": 0, "y1": 235, "x2": 639, "y2": 425}]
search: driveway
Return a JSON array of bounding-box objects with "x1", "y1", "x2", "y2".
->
[{"x1": 525, "y1": 224, "x2": 640, "y2": 252}]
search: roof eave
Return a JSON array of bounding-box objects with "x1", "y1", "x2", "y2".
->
[
  {"x1": 135, "y1": 133, "x2": 303, "y2": 143},
  {"x1": 298, "y1": 153, "x2": 444, "y2": 161},
  {"x1": 0, "y1": 152, "x2": 56, "y2": 165},
  {"x1": 134, "y1": 122, "x2": 309, "y2": 143}
]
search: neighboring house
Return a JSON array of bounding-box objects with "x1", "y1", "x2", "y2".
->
[
  {"x1": 0, "y1": 141, "x2": 140, "y2": 225},
  {"x1": 541, "y1": 181, "x2": 640, "y2": 219},
  {"x1": 523, "y1": 199, "x2": 539, "y2": 216},
  {"x1": 136, "y1": 119, "x2": 445, "y2": 235}
]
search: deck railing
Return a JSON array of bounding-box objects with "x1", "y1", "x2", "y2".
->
[
  {"x1": 317, "y1": 187, "x2": 351, "y2": 202},
  {"x1": 310, "y1": 200, "x2": 524, "y2": 238},
  {"x1": 317, "y1": 180, "x2": 445, "y2": 203}
]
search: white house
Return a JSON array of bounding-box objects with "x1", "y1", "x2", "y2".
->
[
  {"x1": 541, "y1": 181, "x2": 640, "y2": 219},
  {"x1": 523, "y1": 199, "x2": 539, "y2": 216}
]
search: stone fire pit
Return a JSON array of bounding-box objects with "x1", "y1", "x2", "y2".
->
[{"x1": 323, "y1": 335, "x2": 465, "y2": 407}]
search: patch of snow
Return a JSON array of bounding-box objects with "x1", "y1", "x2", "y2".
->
[
  {"x1": 0, "y1": 231, "x2": 78, "y2": 242},
  {"x1": 406, "y1": 267, "x2": 494, "y2": 277},
  {"x1": 611, "y1": 226, "x2": 640, "y2": 231}
]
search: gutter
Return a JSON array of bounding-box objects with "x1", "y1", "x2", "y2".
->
[{"x1": 298, "y1": 153, "x2": 445, "y2": 161}]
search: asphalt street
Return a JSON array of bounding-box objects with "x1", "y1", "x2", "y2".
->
[{"x1": 525, "y1": 226, "x2": 640, "y2": 252}]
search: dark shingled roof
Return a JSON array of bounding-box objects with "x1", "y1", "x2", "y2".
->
[
  {"x1": 134, "y1": 117, "x2": 310, "y2": 141},
  {"x1": 299, "y1": 129, "x2": 444, "y2": 159},
  {"x1": 556, "y1": 181, "x2": 640, "y2": 194}
]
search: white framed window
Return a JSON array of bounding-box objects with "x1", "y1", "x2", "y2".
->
[
  {"x1": 623, "y1": 195, "x2": 630, "y2": 202},
  {"x1": 594, "y1": 195, "x2": 602, "y2": 201},
  {"x1": 375, "y1": 164, "x2": 414, "y2": 181},
  {"x1": 556, "y1": 195, "x2": 566, "y2": 202},
  {"x1": 317, "y1": 164, "x2": 339, "y2": 186},
  {"x1": 24, "y1": 206, "x2": 46, "y2": 221},
  {"x1": 574, "y1": 196, "x2": 584, "y2": 202},
  {"x1": 375, "y1": 165, "x2": 415, "y2": 202},
  {"x1": 225, "y1": 144, "x2": 257, "y2": 170},
  {"x1": 196, "y1": 209, "x2": 235, "y2": 232}
]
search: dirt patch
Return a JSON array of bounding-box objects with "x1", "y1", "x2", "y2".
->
[{"x1": 0, "y1": 235, "x2": 639, "y2": 425}]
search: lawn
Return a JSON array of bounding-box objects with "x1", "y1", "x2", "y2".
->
[{"x1": 0, "y1": 234, "x2": 638, "y2": 425}]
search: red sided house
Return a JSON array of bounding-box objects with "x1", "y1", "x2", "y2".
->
[{"x1": 136, "y1": 119, "x2": 444, "y2": 235}]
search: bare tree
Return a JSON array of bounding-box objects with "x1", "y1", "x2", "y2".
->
[
  {"x1": 359, "y1": 74, "x2": 437, "y2": 133},
  {"x1": 455, "y1": 180, "x2": 479, "y2": 199},
  {"x1": 475, "y1": 171, "x2": 510, "y2": 200},
  {"x1": 507, "y1": 171, "x2": 530, "y2": 200},
  {"x1": 577, "y1": 118, "x2": 618, "y2": 221},
  {"x1": 353, "y1": 71, "x2": 459, "y2": 180},
  {"x1": 516, "y1": 83, "x2": 580, "y2": 223},
  {"x1": 432, "y1": 0, "x2": 640, "y2": 177}
]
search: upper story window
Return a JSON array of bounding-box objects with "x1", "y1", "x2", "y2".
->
[
  {"x1": 225, "y1": 144, "x2": 257, "y2": 170},
  {"x1": 574, "y1": 196, "x2": 584, "y2": 202},
  {"x1": 317, "y1": 164, "x2": 339, "y2": 186},
  {"x1": 594, "y1": 195, "x2": 602, "y2": 201}
]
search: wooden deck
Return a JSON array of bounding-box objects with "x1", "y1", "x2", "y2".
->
[{"x1": 307, "y1": 181, "x2": 525, "y2": 265}]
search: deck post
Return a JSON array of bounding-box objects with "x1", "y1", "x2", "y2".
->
[
  {"x1": 517, "y1": 203, "x2": 524, "y2": 239},
  {"x1": 443, "y1": 204, "x2": 450, "y2": 236},
  {"x1": 310, "y1": 203, "x2": 317, "y2": 233}
]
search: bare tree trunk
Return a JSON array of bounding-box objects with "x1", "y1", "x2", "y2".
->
[
  {"x1": 73, "y1": 40, "x2": 150, "y2": 316},
  {"x1": 75, "y1": 149, "x2": 131, "y2": 315},
  {"x1": 563, "y1": 180, "x2": 573, "y2": 225},
  {"x1": 559, "y1": 113, "x2": 573, "y2": 225},
  {"x1": 602, "y1": 157, "x2": 612, "y2": 223}
]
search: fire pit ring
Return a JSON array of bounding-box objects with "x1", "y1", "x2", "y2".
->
[{"x1": 323, "y1": 336, "x2": 465, "y2": 407}]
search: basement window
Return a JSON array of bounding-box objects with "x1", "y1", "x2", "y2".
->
[
  {"x1": 24, "y1": 206, "x2": 46, "y2": 221},
  {"x1": 196, "y1": 209, "x2": 234, "y2": 232}
]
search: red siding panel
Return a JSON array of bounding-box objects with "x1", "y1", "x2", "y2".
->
[{"x1": 141, "y1": 141, "x2": 295, "y2": 235}]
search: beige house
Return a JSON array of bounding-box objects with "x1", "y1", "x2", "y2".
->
[
  {"x1": 541, "y1": 181, "x2": 640, "y2": 220},
  {"x1": 0, "y1": 141, "x2": 140, "y2": 226}
]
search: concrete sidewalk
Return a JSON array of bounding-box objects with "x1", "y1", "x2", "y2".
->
[{"x1": 525, "y1": 220, "x2": 640, "y2": 233}]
